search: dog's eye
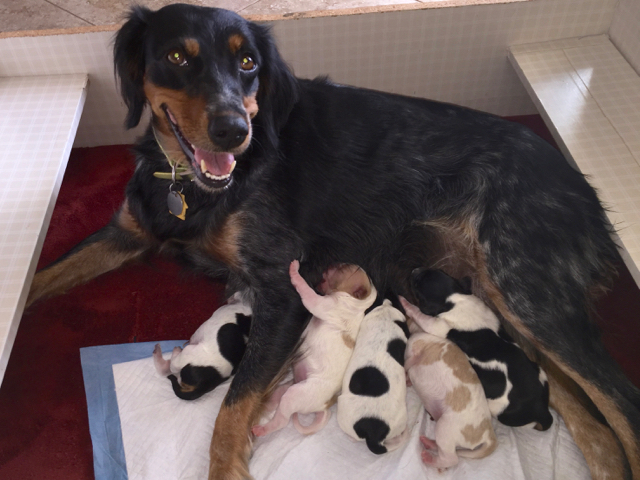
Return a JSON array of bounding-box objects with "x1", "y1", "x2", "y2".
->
[
  {"x1": 240, "y1": 56, "x2": 256, "y2": 72},
  {"x1": 167, "y1": 49, "x2": 188, "y2": 67}
]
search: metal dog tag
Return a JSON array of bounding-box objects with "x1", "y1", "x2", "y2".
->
[{"x1": 167, "y1": 190, "x2": 188, "y2": 220}]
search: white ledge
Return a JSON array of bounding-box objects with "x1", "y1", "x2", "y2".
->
[
  {"x1": 0, "y1": 74, "x2": 88, "y2": 385},
  {"x1": 508, "y1": 34, "x2": 640, "y2": 286}
]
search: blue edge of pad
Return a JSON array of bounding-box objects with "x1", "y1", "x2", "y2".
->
[{"x1": 80, "y1": 340, "x2": 185, "y2": 480}]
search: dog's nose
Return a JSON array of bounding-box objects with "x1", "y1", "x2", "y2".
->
[{"x1": 209, "y1": 115, "x2": 248, "y2": 150}]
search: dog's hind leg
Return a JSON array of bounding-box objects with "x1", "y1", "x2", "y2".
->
[
  {"x1": 546, "y1": 364, "x2": 630, "y2": 479},
  {"x1": 477, "y1": 252, "x2": 640, "y2": 479},
  {"x1": 209, "y1": 283, "x2": 309, "y2": 480},
  {"x1": 26, "y1": 200, "x2": 152, "y2": 306}
]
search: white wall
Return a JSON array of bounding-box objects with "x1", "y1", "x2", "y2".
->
[
  {"x1": 609, "y1": 0, "x2": 640, "y2": 76},
  {"x1": 0, "y1": 0, "x2": 617, "y2": 147}
]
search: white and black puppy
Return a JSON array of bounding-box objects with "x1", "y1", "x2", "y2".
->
[
  {"x1": 337, "y1": 299, "x2": 411, "y2": 454},
  {"x1": 400, "y1": 268, "x2": 553, "y2": 431},
  {"x1": 153, "y1": 292, "x2": 252, "y2": 400}
]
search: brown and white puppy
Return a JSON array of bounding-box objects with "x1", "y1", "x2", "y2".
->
[
  {"x1": 400, "y1": 269, "x2": 553, "y2": 431},
  {"x1": 337, "y1": 299, "x2": 410, "y2": 454},
  {"x1": 153, "y1": 292, "x2": 252, "y2": 400},
  {"x1": 252, "y1": 260, "x2": 376, "y2": 437},
  {"x1": 405, "y1": 331, "x2": 498, "y2": 470}
]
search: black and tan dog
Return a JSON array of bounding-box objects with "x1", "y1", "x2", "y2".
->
[{"x1": 27, "y1": 4, "x2": 639, "y2": 479}]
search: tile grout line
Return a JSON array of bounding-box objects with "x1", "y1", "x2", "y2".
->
[
  {"x1": 237, "y1": 0, "x2": 264, "y2": 13},
  {"x1": 42, "y1": 0, "x2": 95, "y2": 26}
]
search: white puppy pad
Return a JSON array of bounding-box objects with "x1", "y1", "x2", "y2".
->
[{"x1": 113, "y1": 354, "x2": 590, "y2": 480}]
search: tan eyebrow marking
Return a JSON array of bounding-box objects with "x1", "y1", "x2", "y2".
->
[
  {"x1": 184, "y1": 38, "x2": 200, "y2": 57},
  {"x1": 229, "y1": 34, "x2": 244, "y2": 54}
]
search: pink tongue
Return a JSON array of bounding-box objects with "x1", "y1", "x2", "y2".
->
[{"x1": 194, "y1": 148, "x2": 235, "y2": 176}]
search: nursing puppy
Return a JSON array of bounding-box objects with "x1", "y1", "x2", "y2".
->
[
  {"x1": 153, "y1": 292, "x2": 252, "y2": 400},
  {"x1": 405, "y1": 331, "x2": 498, "y2": 470},
  {"x1": 401, "y1": 268, "x2": 553, "y2": 430},
  {"x1": 252, "y1": 260, "x2": 376, "y2": 437},
  {"x1": 337, "y1": 299, "x2": 410, "y2": 454}
]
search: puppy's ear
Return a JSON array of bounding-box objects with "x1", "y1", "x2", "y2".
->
[
  {"x1": 113, "y1": 6, "x2": 152, "y2": 129},
  {"x1": 249, "y1": 23, "x2": 299, "y2": 152},
  {"x1": 459, "y1": 276, "x2": 473, "y2": 295}
]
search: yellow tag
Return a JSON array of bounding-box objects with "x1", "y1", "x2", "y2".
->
[{"x1": 176, "y1": 191, "x2": 188, "y2": 220}]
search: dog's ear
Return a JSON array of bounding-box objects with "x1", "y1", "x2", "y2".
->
[
  {"x1": 250, "y1": 23, "x2": 299, "y2": 151},
  {"x1": 113, "y1": 6, "x2": 152, "y2": 129}
]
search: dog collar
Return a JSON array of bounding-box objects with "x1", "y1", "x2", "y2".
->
[
  {"x1": 152, "y1": 127, "x2": 195, "y2": 182},
  {"x1": 153, "y1": 127, "x2": 191, "y2": 220}
]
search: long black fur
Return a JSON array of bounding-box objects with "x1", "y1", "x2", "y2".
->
[{"x1": 31, "y1": 4, "x2": 640, "y2": 476}]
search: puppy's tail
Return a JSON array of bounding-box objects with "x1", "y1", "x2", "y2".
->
[{"x1": 292, "y1": 410, "x2": 331, "y2": 435}]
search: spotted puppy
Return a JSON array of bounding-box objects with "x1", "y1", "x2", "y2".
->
[
  {"x1": 153, "y1": 292, "x2": 251, "y2": 400},
  {"x1": 405, "y1": 331, "x2": 497, "y2": 470},
  {"x1": 252, "y1": 260, "x2": 376, "y2": 437},
  {"x1": 401, "y1": 268, "x2": 553, "y2": 430},
  {"x1": 337, "y1": 299, "x2": 411, "y2": 454}
]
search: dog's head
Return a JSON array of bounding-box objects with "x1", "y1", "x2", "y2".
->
[
  {"x1": 409, "y1": 268, "x2": 472, "y2": 316},
  {"x1": 114, "y1": 4, "x2": 298, "y2": 192}
]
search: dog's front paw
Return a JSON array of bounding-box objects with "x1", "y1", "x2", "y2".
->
[{"x1": 251, "y1": 424, "x2": 267, "y2": 437}]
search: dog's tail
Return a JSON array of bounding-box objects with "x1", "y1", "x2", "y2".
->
[
  {"x1": 353, "y1": 417, "x2": 391, "y2": 455},
  {"x1": 292, "y1": 410, "x2": 331, "y2": 435}
]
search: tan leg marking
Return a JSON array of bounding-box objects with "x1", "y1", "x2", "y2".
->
[
  {"x1": 199, "y1": 212, "x2": 244, "y2": 269},
  {"x1": 27, "y1": 202, "x2": 150, "y2": 306},
  {"x1": 547, "y1": 366, "x2": 629, "y2": 480},
  {"x1": 208, "y1": 391, "x2": 261, "y2": 480}
]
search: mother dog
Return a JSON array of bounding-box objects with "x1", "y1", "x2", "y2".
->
[{"x1": 27, "y1": 4, "x2": 639, "y2": 479}]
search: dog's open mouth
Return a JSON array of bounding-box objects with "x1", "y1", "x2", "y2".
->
[{"x1": 162, "y1": 106, "x2": 236, "y2": 190}]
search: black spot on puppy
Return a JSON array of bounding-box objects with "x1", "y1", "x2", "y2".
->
[
  {"x1": 394, "y1": 320, "x2": 410, "y2": 339},
  {"x1": 386, "y1": 338, "x2": 406, "y2": 367},
  {"x1": 349, "y1": 366, "x2": 390, "y2": 397},
  {"x1": 218, "y1": 323, "x2": 248, "y2": 373},
  {"x1": 236, "y1": 313, "x2": 252, "y2": 336},
  {"x1": 410, "y1": 268, "x2": 467, "y2": 316},
  {"x1": 353, "y1": 417, "x2": 390, "y2": 455},
  {"x1": 169, "y1": 366, "x2": 224, "y2": 400},
  {"x1": 470, "y1": 364, "x2": 507, "y2": 400}
]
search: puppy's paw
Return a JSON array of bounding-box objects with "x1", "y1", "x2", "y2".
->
[
  {"x1": 251, "y1": 425, "x2": 267, "y2": 437},
  {"x1": 421, "y1": 449, "x2": 436, "y2": 465},
  {"x1": 419, "y1": 435, "x2": 437, "y2": 451}
]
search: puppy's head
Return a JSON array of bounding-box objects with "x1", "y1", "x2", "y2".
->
[
  {"x1": 114, "y1": 4, "x2": 298, "y2": 193},
  {"x1": 168, "y1": 365, "x2": 226, "y2": 400},
  {"x1": 321, "y1": 264, "x2": 373, "y2": 300},
  {"x1": 410, "y1": 268, "x2": 472, "y2": 316}
]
